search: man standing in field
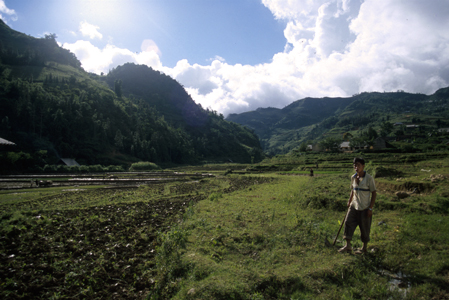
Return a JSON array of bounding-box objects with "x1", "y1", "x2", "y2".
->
[{"x1": 339, "y1": 157, "x2": 377, "y2": 254}]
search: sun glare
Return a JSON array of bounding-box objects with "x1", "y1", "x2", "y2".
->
[{"x1": 73, "y1": 0, "x2": 123, "y2": 27}]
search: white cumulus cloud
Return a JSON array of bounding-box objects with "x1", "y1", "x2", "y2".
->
[
  {"x1": 0, "y1": 0, "x2": 17, "y2": 22},
  {"x1": 63, "y1": 22, "x2": 163, "y2": 74},
  {"x1": 63, "y1": 40, "x2": 163, "y2": 74},
  {"x1": 168, "y1": 0, "x2": 449, "y2": 116},
  {"x1": 63, "y1": 26, "x2": 166, "y2": 76},
  {"x1": 79, "y1": 21, "x2": 103, "y2": 40},
  {"x1": 64, "y1": 0, "x2": 449, "y2": 117}
]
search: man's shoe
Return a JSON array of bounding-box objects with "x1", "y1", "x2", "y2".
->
[
  {"x1": 354, "y1": 248, "x2": 367, "y2": 254},
  {"x1": 338, "y1": 246, "x2": 352, "y2": 253}
]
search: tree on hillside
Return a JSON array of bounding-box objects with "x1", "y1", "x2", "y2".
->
[
  {"x1": 349, "y1": 126, "x2": 378, "y2": 149},
  {"x1": 44, "y1": 33, "x2": 57, "y2": 40},
  {"x1": 380, "y1": 121, "x2": 393, "y2": 137},
  {"x1": 394, "y1": 125, "x2": 405, "y2": 137},
  {"x1": 343, "y1": 132, "x2": 353, "y2": 141},
  {"x1": 367, "y1": 126, "x2": 378, "y2": 140},
  {"x1": 319, "y1": 136, "x2": 342, "y2": 152},
  {"x1": 114, "y1": 80, "x2": 122, "y2": 98},
  {"x1": 114, "y1": 130, "x2": 124, "y2": 151},
  {"x1": 350, "y1": 136, "x2": 368, "y2": 149}
]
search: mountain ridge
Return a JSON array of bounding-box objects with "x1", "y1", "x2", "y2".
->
[{"x1": 226, "y1": 89, "x2": 449, "y2": 154}]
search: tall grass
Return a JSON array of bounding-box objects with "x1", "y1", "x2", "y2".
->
[{"x1": 150, "y1": 166, "x2": 449, "y2": 299}]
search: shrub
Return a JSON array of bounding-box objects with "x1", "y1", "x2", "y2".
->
[
  {"x1": 129, "y1": 161, "x2": 160, "y2": 171},
  {"x1": 69, "y1": 165, "x2": 80, "y2": 173},
  {"x1": 55, "y1": 165, "x2": 67, "y2": 173},
  {"x1": 43, "y1": 164, "x2": 57, "y2": 173},
  {"x1": 372, "y1": 166, "x2": 403, "y2": 178},
  {"x1": 105, "y1": 165, "x2": 125, "y2": 172},
  {"x1": 79, "y1": 165, "x2": 89, "y2": 173},
  {"x1": 208, "y1": 192, "x2": 223, "y2": 201},
  {"x1": 89, "y1": 165, "x2": 104, "y2": 172}
]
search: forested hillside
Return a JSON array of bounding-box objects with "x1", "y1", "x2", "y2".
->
[
  {"x1": 0, "y1": 19, "x2": 80, "y2": 68},
  {"x1": 0, "y1": 20, "x2": 263, "y2": 172},
  {"x1": 227, "y1": 89, "x2": 449, "y2": 155}
]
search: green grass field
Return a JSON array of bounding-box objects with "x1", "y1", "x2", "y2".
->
[{"x1": 1, "y1": 155, "x2": 449, "y2": 299}]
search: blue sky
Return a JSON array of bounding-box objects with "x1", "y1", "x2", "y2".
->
[
  {"x1": 2, "y1": 0, "x2": 286, "y2": 67},
  {"x1": 1, "y1": 0, "x2": 449, "y2": 116}
]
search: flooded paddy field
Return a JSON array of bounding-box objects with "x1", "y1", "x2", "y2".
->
[{"x1": 0, "y1": 171, "x2": 215, "y2": 190}]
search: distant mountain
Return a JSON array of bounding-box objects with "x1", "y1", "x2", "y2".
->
[
  {"x1": 227, "y1": 89, "x2": 449, "y2": 155},
  {"x1": 0, "y1": 20, "x2": 263, "y2": 171},
  {"x1": 228, "y1": 97, "x2": 355, "y2": 139}
]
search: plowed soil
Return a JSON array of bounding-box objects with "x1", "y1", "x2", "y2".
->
[{"x1": 0, "y1": 176, "x2": 273, "y2": 299}]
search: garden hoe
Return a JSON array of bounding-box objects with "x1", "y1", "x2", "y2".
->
[
  {"x1": 332, "y1": 208, "x2": 350, "y2": 246},
  {"x1": 325, "y1": 206, "x2": 351, "y2": 247}
]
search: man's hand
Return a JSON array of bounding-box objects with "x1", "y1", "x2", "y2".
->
[
  {"x1": 367, "y1": 191, "x2": 376, "y2": 218},
  {"x1": 347, "y1": 191, "x2": 354, "y2": 207}
]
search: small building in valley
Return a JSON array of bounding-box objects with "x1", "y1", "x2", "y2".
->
[
  {"x1": 0, "y1": 137, "x2": 16, "y2": 151},
  {"x1": 340, "y1": 141, "x2": 351, "y2": 151},
  {"x1": 0, "y1": 137, "x2": 16, "y2": 146},
  {"x1": 58, "y1": 158, "x2": 80, "y2": 166},
  {"x1": 309, "y1": 144, "x2": 322, "y2": 151}
]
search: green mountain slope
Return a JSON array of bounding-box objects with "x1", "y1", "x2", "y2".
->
[
  {"x1": 103, "y1": 63, "x2": 262, "y2": 161},
  {"x1": 0, "y1": 20, "x2": 262, "y2": 171},
  {"x1": 227, "y1": 96, "x2": 357, "y2": 153},
  {"x1": 227, "y1": 90, "x2": 449, "y2": 155},
  {"x1": 104, "y1": 63, "x2": 208, "y2": 128},
  {"x1": 227, "y1": 97, "x2": 355, "y2": 137},
  {"x1": 0, "y1": 20, "x2": 81, "y2": 68}
]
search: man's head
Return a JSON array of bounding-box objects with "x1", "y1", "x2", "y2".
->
[
  {"x1": 353, "y1": 157, "x2": 365, "y2": 165},
  {"x1": 353, "y1": 157, "x2": 365, "y2": 174}
]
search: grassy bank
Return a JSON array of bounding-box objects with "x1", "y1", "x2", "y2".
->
[{"x1": 150, "y1": 162, "x2": 449, "y2": 299}]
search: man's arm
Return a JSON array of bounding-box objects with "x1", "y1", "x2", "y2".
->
[{"x1": 367, "y1": 190, "x2": 377, "y2": 217}]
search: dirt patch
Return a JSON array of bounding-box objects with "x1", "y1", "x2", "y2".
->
[
  {"x1": 0, "y1": 196, "x2": 193, "y2": 299},
  {"x1": 0, "y1": 176, "x2": 273, "y2": 299}
]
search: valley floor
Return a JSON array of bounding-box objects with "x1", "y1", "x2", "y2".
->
[{"x1": 1, "y1": 159, "x2": 449, "y2": 299}]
